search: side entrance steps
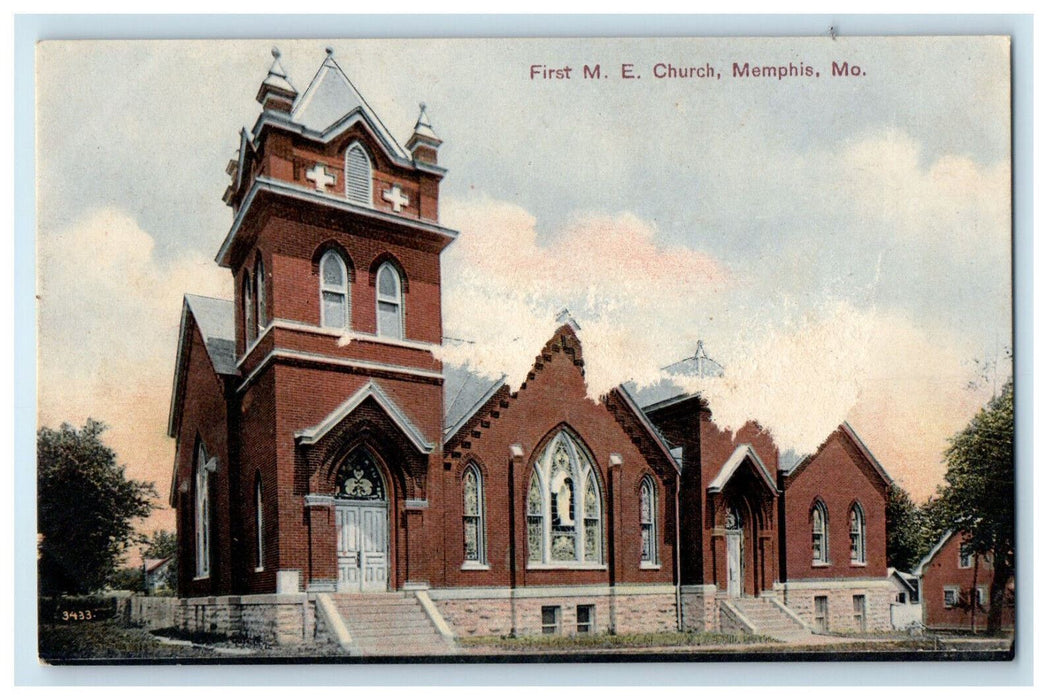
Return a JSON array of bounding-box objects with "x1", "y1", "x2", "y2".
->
[
  {"x1": 724, "y1": 597, "x2": 812, "y2": 641},
  {"x1": 318, "y1": 591, "x2": 457, "y2": 656}
]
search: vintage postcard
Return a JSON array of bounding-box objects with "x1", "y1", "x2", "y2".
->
[{"x1": 34, "y1": 34, "x2": 1015, "y2": 665}]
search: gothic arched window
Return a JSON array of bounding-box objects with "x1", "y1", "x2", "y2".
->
[
  {"x1": 376, "y1": 262, "x2": 403, "y2": 339},
  {"x1": 255, "y1": 258, "x2": 267, "y2": 334},
  {"x1": 344, "y1": 142, "x2": 372, "y2": 205},
  {"x1": 811, "y1": 501, "x2": 829, "y2": 565},
  {"x1": 462, "y1": 464, "x2": 485, "y2": 564},
  {"x1": 194, "y1": 443, "x2": 211, "y2": 579},
  {"x1": 319, "y1": 250, "x2": 349, "y2": 330},
  {"x1": 850, "y1": 503, "x2": 866, "y2": 564},
  {"x1": 242, "y1": 274, "x2": 255, "y2": 347},
  {"x1": 526, "y1": 431, "x2": 603, "y2": 566},
  {"x1": 335, "y1": 448, "x2": 386, "y2": 501},
  {"x1": 254, "y1": 474, "x2": 265, "y2": 572},
  {"x1": 640, "y1": 476, "x2": 658, "y2": 566}
]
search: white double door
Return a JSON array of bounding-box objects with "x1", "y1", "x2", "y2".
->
[{"x1": 336, "y1": 502, "x2": 388, "y2": 592}]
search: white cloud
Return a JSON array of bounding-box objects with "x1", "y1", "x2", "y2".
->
[{"x1": 37, "y1": 207, "x2": 230, "y2": 532}]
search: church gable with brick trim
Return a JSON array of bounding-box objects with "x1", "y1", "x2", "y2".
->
[{"x1": 167, "y1": 49, "x2": 897, "y2": 643}]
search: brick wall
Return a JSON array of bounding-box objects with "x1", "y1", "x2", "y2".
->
[
  {"x1": 783, "y1": 428, "x2": 889, "y2": 581},
  {"x1": 918, "y1": 532, "x2": 1015, "y2": 631}
]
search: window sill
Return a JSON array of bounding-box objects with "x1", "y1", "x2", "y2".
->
[
  {"x1": 193, "y1": 575, "x2": 210, "y2": 581},
  {"x1": 639, "y1": 563, "x2": 662, "y2": 570},
  {"x1": 460, "y1": 562, "x2": 490, "y2": 571},
  {"x1": 850, "y1": 562, "x2": 868, "y2": 567},
  {"x1": 811, "y1": 562, "x2": 831, "y2": 568},
  {"x1": 527, "y1": 563, "x2": 607, "y2": 571},
  {"x1": 254, "y1": 566, "x2": 265, "y2": 573}
]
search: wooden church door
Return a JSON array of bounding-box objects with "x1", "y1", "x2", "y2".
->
[
  {"x1": 725, "y1": 507, "x2": 744, "y2": 598},
  {"x1": 334, "y1": 448, "x2": 390, "y2": 593}
]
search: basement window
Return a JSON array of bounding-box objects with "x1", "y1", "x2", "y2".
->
[{"x1": 541, "y1": 606, "x2": 561, "y2": 635}]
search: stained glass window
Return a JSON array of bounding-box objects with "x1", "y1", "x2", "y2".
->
[
  {"x1": 463, "y1": 465, "x2": 485, "y2": 563},
  {"x1": 640, "y1": 477, "x2": 657, "y2": 565},
  {"x1": 194, "y1": 443, "x2": 211, "y2": 578},
  {"x1": 335, "y1": 448, "x2": 386, "y2": 500},
  {"x1": 527, "y1": 430, "x2": 603, "y2": 565}
]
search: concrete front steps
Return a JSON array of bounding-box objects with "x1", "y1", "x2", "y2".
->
[
  {"x1": 726, "y1": 596, "x2": 812, "y2": 641},
  {"x1": 323, "y1": 592, "x2": 456, "y2": 656}
]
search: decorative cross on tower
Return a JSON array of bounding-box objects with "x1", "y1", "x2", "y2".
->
[
  {"x1": 382, "y1": 183, "x2": 409, "y2": 213},
  {"x1": 306, "y1": 162, "x2": 336, "y2": 192}
]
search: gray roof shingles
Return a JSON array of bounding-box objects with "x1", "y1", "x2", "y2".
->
[{"x1": 185, "y1": 295, "x2": 238, "y2": 376}]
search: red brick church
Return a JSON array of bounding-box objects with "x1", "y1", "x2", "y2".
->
[{"x1": 166, "y1": 49, "x2": 896, "y2": 650}]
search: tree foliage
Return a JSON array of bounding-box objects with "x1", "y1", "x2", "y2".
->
[
  {"x1": 885, "y1": 484, "x2": 929, "y2": 571},
  {"x1": 38, "y1": 420, "x2": 157, "y2": 595},
  {"x1": 932, "y1": 380, "x2": 1015, "y2": 634}
]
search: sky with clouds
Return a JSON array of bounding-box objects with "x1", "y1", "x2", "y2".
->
[{"x1": 36, "y1": 37, "x2": 1011, "y2": 535}]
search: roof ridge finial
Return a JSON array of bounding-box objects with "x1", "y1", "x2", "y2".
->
[{"x1": 325, "y1": 46, "x2": 334, "y2": 57}]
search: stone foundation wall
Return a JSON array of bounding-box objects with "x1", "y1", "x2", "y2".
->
[
  {"x1": 173, "y1": 594, "x2": 315, "y2": 645},
  {"x1": 125, "y1": 596, "x2": 180, "y2": 630},
  {"x1": 429, "y1": 587, "x2": 678, "y2": 637},
  {"x1": 680, "y1": 587, "x2": 717, "y2": 632},
  {"x1": 779, "y1": 581, "x2": 895, "y2": 633}
]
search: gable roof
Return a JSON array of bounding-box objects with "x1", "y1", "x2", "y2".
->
[
  {"x1": 443, "y1": 363, "x2": 505, "y2": 442},
  {"x1": 294, "y1": 379, "x2": 434, "y2": 454},
  {"x1": 287, "y1": 51, "x2": 410, "y2": 161},
  {"x1": 167, "y1": 295, "x2": 237, "y2": 438},
  {"x1": 780, "y1": 422, "x2": 893, "y2": 488},
  {"x1": 914, "y1": 530, "x2": 955, "y2": 576},
  {"x1": 708, "y1": 443, "x2": 778, "y2": 495}
]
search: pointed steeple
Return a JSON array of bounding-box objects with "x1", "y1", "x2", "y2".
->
[
  {"x1": 256, "y1": 47, "x2": 298, "y2": 114},
  {"x1": 406, "y1": 102, "x2": 442, "y2": 164}
]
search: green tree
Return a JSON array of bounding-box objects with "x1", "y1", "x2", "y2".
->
[
  {"x1": 38, "y1": 420, "x2": 157, "y2": 595},
  {"x1": 932, "y1": 380, "x2": 1014, "y2": 635},
  {"x1": 886, "y1": 484, "x2": 928, "y2": 571}
]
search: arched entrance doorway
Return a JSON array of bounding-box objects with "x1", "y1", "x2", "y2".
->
[
  {"x1": 334, "y1": 447, "x2": 389, "y2": 592},
  {"x1": 725, "y1": 505, "x2": 744, "y2": 598}
]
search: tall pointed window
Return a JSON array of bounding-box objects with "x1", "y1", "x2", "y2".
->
[
  {"x1": 254, "y1": 475, "x2": 265, "y2": 572},
  {"x1": 526, "y1": 430, "x2": 603, "y2": 566},
  {"x1": 345, "y1": 142, "x2": 372, "y2": 205},
  {"x1": 320, "y1": 250, "x2": 349, "y2": 329},
  {"x1": 255, "y1": 258, "x2": 267, "y2": 334},
  {"x1": 811, "y1": 501, "x2": 829, "y2": 565},
  {"x1": 242, "y1": 275, "x2": 255, "y2": 347},
  {"x1": 850, "y1": 503, "x2": 866, "y2": 564},
  {"x1": 194, "y1": 443, "x2": 211, "y2": 579},
  {"x1": 462, "y1": 465, "x2": 485, "y2": 565},
  {"x1": 376, "y1": 262, "x2": 403, "y2": 338},
  {"x1": 640, "y1": 477, "x2": 658, "y2": 566}
]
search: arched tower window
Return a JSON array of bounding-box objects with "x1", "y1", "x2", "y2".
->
[
  {"x1": 255, "y1": 258, "x2": 267, "y2": 334},
  {"x1": 319, "y1": 250, "x2": 349, "y2": 330},
  {"x1": 254, "y1": 474, "x2": 265, "y2": 572},
  {"x1": 194, "y1": 443, "x2": 211, "y2": 579},
  {"x1": 526, "y1": 430, "x2": 603, "y2": 566},
  {"x1": 242, "y1": 274, "x2": 255, "y2": 347},
  {"x1": 640, "y1": 476, "x2": 658, "y2": 566},
  {"x1": 462, "y1": 464, "x2": 485, "y2": 564},
  {"x1": 376, "y1": 262, "x2": 403, "y2": 339},
  {"x1": 344, "y1": 142, "x2": 372, "y2": 205},
  {"x1": 850, "y1": 503, "x2": 866, "y2": 564},
  {"x1": 811, "y1": 501, "x2": 829, "y2": 565}
]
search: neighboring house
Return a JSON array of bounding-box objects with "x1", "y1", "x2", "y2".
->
[
  {"x1": 915, "y1": 531, "x2": 1014, "y2": 632},
  {"x1": 166, "y1": 48, "x2": 898, "y2": 642},
  {"x1": 144, "y1": 557, "x2": 174, "y2": 596},
  {"x1": 888, "y1": 568, "x2": 922, "y2": 630}
]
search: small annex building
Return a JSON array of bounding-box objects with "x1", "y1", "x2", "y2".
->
[{"x1": 166, "y1": 49, "x2": 900, "y2": 648}]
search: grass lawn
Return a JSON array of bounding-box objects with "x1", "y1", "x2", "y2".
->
[
  {"x1": 38, "y1": 620, "x2": 220, "y2": 662},
  {"x1": 459, "y1": 630, "x2": 776, "y2": 652}
]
